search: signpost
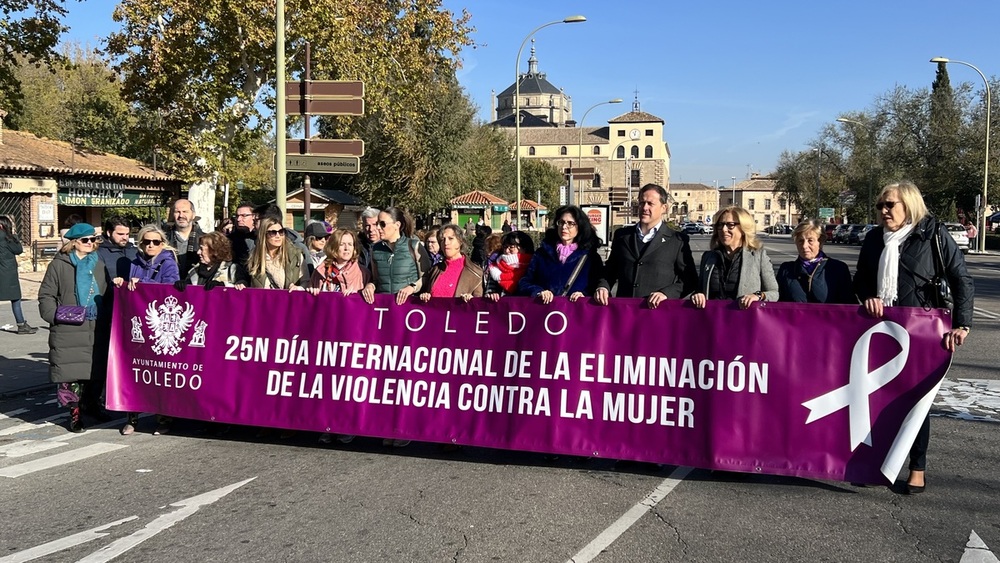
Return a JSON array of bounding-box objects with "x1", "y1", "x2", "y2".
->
[
  {"x1": 285, "y1": 155, "x2": 360, "y2": 175},
  {"x1": 563, "y1": 167, "x2": 595, "y2": 181},
  {"x1": 819, "y1": 207, "x2": 835, "y2": 219}
]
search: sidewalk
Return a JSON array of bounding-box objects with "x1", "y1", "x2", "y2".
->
[{"x1": 0, "y1": 271, "x2": 52, "y2": 397}]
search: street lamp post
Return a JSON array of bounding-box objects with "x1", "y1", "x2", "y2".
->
[
  {"x1": 731, "y1": 176, "x2": 736, "y2": 206},
  {"x1": 275, "y1": 0, "x2": 287, "y2": 218},
  {"x1": 814, "y1": 148, "x2": 823, "y2": 218},
  {"x1": 837, "y1": 117, "x2": 877, "y2": 224},
  {"x1": 930, "y1": 57, "x2": 991, "y2": 253},
  {"x1": 573, "y1": 98, "x2": 623, "y2": 206},
  {"x1": 514, "y1": 15, "x2": 586, "y2": 228}
]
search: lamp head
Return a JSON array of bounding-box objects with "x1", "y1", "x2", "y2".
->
[
  {"x1": 609, "y1": 98, "x2": 624, "y2": 103},
  {"x1": 563, "y1": 15, "x2": 587, "y2": 23},
  {"x1": 930, "y1": 57, "x2": 950, "y2": 63}
]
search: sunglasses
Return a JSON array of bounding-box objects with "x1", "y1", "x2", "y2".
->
[
  {"x1": 715, "y1": 222, "x2": 740, "y2": 230},
  {"x1": 140, "y1": 239, "x2": 163, "y2": 246},
  {"x1": 875, "y1": 201, "x2": 898, "y2": 211},
  {"x1": 266, "y1": 228, "x2": 285, "y2": 237},
  {"x1": 556, "y1": 220, "x2": 578, "y2": 228},
  {"x1": 315, "y1": 235, "x2": 330, "y2": 241},
  {"x1": 77, "y1": 237, "x2": 100, "y2": 244},
  {"x1": 377, "y1": 220, "x2": 395, "y2": 229}
]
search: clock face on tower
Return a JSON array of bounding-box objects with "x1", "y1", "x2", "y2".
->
[{"x1": 629, "y1": 128, "x2": 640, "y2": 140}]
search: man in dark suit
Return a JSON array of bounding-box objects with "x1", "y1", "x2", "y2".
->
[{"x1": 595, "y1": 183, "x2": 697, "y2": 308}]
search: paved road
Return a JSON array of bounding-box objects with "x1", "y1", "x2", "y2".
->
[{"x1": 1, "y1": 238, "x2": 997, "y2": 562}]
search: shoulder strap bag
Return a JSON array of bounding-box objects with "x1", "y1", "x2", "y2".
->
[{"x1": 559, "y1": 254, "x2": 589, "y2": 297}]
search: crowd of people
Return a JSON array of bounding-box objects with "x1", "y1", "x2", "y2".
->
[{"x1": 33, "y1": 180, "x2": 974, "y2": 491}]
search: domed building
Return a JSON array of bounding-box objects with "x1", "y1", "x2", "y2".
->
[{"x1": 490, "y1": 43, "x2": 672, "y2": 227}]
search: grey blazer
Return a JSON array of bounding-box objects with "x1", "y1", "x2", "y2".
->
[{"x1": 698, "y1": 246, "x2": 779, "y2": 301}]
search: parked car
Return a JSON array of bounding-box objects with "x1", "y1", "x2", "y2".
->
[
  {"x1": 682, "y1": 223, "x2": 701, "y2": 234},
  {"x1": 848, "y1": 224, "x2": 867, "y2": 245},
  {"x1": 856, "y1": 224, "x2": 876, "y2": 244},
  {"x1": 824, "y1": 224, "x2": 838, "y2": 242},
  {"x1": 945, "y1": 223, "x2": 970, "y2": 253},
  {"x1": 699, "y1": 223, "x2": 713, "y2": 235},
  {"x1": 834, "y1": 224, "x2": 856, "y2": 244}
]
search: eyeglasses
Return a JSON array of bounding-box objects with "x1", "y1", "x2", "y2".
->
[
  {"x1": 875, "y1": 201, "x2": 898, "y2": 211},
  {"x1": 377, "y1": 220, "x2": 395, "y2": 229},
  {"x1": 140, "y1": 239, "x2": 163, "y2": 246},
  {"x1": 556, "y1": 220, "x2": 578, "y2": 228},
  {"x1": 715, "y1": 222, "x2": 740, "y2": 230},
  {"x1": 266, "y1": 228, "x2": 285, "y2": 237},
  {"x1": 77, "y1": 237, "x2": 100, "y2": 244},
  {"x1": 236, "y1": 213, "x2": 254, "y2": 218}
]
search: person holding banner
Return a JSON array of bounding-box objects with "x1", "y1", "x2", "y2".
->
[
  {"x1": 423, "y1": 227, "x2": 442, "y2": 266},
  {"x1": 519, "y1": 205, "x2": 604, "y2": 304},
  {"x1": 854, "y1": 181, "x2": 974, "y2": 494},
  {"x1": 776, "y1": 220, "x2": 855, "y2": 304},
  {"x1": 301, "y1": 221, "x2": 331, "y2": 280},
  {"x1": 690, "y1": 206, "x2": 778, "y2": 309},
  {"x1": 307, "y1": 229, "x2": 370, "y2": 296},
  {"x1": 362, "y1": 207, "x2": 432, "y2": 307},
  {"x1": 37, "y1": 223, "x2": 108, "y2": 433},
  {"x1": 485, "y1": 231, "x2": 535, "y2": 301},
  {"x1": 112, "y1": 223, "x2": 181, "y2": 436},
  {"x1": 175, "y1": 231, "x2": 249, "y2": 290},
  {"x1": 418, "y1": 224, "x2": 484, "y2": 303},
  {"x1": 247, "y1": 218, "x2": 307, "y2": 290},
  {"x1": 595, "y1": 184, "x2": 697, "y2": 308}
]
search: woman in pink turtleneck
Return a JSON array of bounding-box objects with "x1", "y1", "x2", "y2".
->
[{"x1": 418, "y1": 224, "x2": 483, "y2": 303}]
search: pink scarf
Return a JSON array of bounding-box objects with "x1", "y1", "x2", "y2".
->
[{"x1": 556, "y1": 243, "x2": 578, "y2": 264}]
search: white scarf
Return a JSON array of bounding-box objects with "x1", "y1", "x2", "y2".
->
[{"x1": 877, "y1": 223, "x2": 914, "y2": 304}]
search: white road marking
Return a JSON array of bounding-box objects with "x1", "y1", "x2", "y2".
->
[
  {"x1": 0, "y1": 517, "x2": 138, "y2": 563},
  {"x1": 0, "y1": 443, "x2": 127, "y2": 478},
  {"x1": 973, "y1": 307, "x2": 1000, "y2": 321},
  {"x1": 0, "y1": 408, "x2": 29, "y2": 419},
  {"x1": 74, "y1": 478, "x2": 257, "y2": 563},
  {"x1": 567, "y1": 466, "x2": 692, "y2": 563},
  {"x1": 0, "y1": 413, "x2": 68, "y2": 436},
  {"x1": 0, "y1": 440, "x2": 67, "y2": 458},
  {"x1": 961, "y1": 530, "x2": 999, "y2": 563}
]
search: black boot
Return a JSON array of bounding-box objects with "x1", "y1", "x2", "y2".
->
[
  {"x1": 68, "y1": 407, "x2": 84, "y2": 433},
  {"x1": 16, "y1": 322, "x2": 37, "y2": 335}
]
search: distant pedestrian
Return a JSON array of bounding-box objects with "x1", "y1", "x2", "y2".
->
[{"x1": 0, "y1": 215, "x2": 37, "y2": 334}]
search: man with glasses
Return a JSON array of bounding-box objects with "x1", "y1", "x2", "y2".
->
[
  {"x1": 227, "y1": 203, "x2": 257, "y2": 266},
  {"x1": 596, "y1": 183, "x2": 697, "y2": 308},
  {"x1": 358, "y1": 207, "x2": 381, "y2": 271},
  {"x1": 165, "y1": 198, "x2": 204, "y2": 275}
]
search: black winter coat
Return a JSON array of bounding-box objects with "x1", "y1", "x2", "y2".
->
[
  {"x1": 853, "y1": 216, "x2": 974, "y2": 327},
  {"x1": 777, "y1": 256, "x2": 856, "y2": 304}
]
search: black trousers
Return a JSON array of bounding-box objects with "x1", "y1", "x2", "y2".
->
[{"x1": 908, "y1": 415, "x2": 930, "y2": 471}]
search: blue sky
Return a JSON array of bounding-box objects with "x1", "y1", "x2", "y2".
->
[{"x1": 62, "y1": 0, "x2": 998, "y2": 187}]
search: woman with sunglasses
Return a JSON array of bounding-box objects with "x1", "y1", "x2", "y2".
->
[
  {"x1": 519, "y1": 205, "x2": 604, "y2": 304},
  {"x1": 361, "y1": 207, "x2": 432, "y2": 307},
  {"x1": 302, "y1": 221, "x2": 331, "y2": 280},
  {"x1": 37, "y1": 223, "x2": 108, "y2": 433},
  {"x1": 110, "y1": 224, "x2": 181, "y2": 435},
  {"x1": 247, "y1": 218, "x2": 307, "y2": 290},
  {"x1": 854, "y1": 181, "x2": 973, "y2": 494},
  {"x1": 690, "y1": 206, "x2": 778, "y2": 310}
]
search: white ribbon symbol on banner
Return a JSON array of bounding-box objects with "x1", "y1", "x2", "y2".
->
[{"x1": 802, "y1": 320, "x2": 910, "y2": 451}]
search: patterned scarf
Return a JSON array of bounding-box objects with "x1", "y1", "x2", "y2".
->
[
  {"x1": 69, "y1": 251, "x2": 100, "y2": 320},
  {"x1": 798, "y1": 252, "x2": 826, "y2": 275}
]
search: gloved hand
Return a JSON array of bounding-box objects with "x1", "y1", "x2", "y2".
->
[
  {"x1": 204, "y1": 279, "x2": 221, "y2": 291},
  {"x1": 173, "y1": 279, "x2": 188, "y2": 291}
]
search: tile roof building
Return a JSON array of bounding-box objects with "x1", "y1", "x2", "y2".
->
[{"x1": 722, "y1": 174, "x2": 802, "y2": 229}]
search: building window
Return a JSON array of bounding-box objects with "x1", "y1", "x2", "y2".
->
[
  {"x1": 680, "y1": 202, "x2": 688, "y2": 215},
  {"x1": 630, "y1": 146, "x2": 639, "y2": 158},
  {"x1": 593, "y1": 173, "x2": 601, "y2": 187},
  {"x1": 645, "y1": 129, "x2": 653, "y2": 136},
  {"x1": 764, "y1": 215, "x2": 772, "y2": 226},
  {"x1": 592, "y1": 146, "x2": 600, "y2": 155},
  {"x1": 780, "y1": 214, "x2": 787, "y2": 223},
  {"x1": 672, "y1": 203, "x2": 679, "y2": 214},
  {"x1": 697, "y1": 204, "x2": 703, "y2": 211},
  {"x1": 560, "y1": 146, "x2": 567, "y2": 155},
  {"x1": 528, "y1": 146, "x2": 535, "y2": 156},
  {"x1": 765, "y1": 199, "x2": 771, "y2": 210},
  {"x1": 644, "y1": 145, "x2": 653, "y2": 158},
  {"x1": 630, "y1": 169, "x2": 640, "y2": 187},
  {"x1": 779, "y1": 198, "x2": 787, "y2": 210},
  {"x1": 617, "y1": 130, "x2": 625, "y2": 137},
  {"x1": 617, "y1": 146, "x2": 625, "y2": 158},
  {"x1": 748, "y1": 199, "x2": 755, "y2": 210}
]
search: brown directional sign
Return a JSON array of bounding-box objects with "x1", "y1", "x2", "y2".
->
[
  {"x1": 285, "y1": 98, "x2": 364, "y2": 116},
  {"x1": 285, "y1": 80, "x2": 364, "y2": 99},
  {"x1": 286, "y1": 139, "x2": 365, "y2": 157},
  {"x1": 564, "y1": 167, "x2": 596, "y2": 180}
]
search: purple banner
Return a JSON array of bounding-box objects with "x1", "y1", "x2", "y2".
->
[{"x1": 107, "y1": 285, "x2": 953, "y2": 484}]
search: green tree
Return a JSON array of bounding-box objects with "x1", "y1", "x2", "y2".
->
[
  {"x1": 520, "y1": 158, "x2": 564, "y2": 212},
  {"x1": 0, "y1": 0, "x2": 74, "y2": 114}
]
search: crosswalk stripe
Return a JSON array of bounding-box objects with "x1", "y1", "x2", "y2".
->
[
  {"x1": 0, "y1": 408, "x2": 30, "y2": 419},
  {"x1": 0, "y1": 440, "x2": 68, "y2": 458},
  {"x1": 0, "y1": 443, "x2": 127, "y2": 478},
  {"x1": 0, "y1": 516, "x2": 137, "y2": 563},
  {"x1": 0, "y1": 413, "x2": 67, "y2": 436}
]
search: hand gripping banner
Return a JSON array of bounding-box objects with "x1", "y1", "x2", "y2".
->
[{"x1": 107, "y1": 285, "x2": 952, "y2": 484}]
